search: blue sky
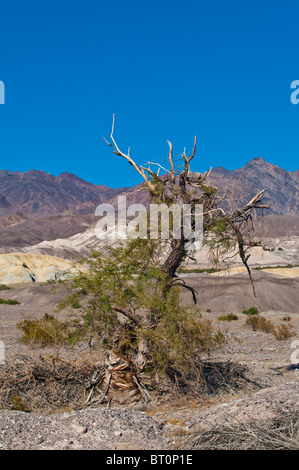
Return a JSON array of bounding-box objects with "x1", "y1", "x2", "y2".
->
[{"x1": 0, "y1": 0, "x2": 299, "y2": 187}]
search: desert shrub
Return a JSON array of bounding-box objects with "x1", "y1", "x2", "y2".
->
[
  {"x1": 254, "y1": 264, "x2": 296, "y2": 270},
  {"x1": 17, "y1": 313, "x2": 69, "y2": 347},
  {"x1": 281, "y1": 315, "x2": 292, "y2": 322},
  {"x1": 57, "y1": 293, "x2": 82, "y2": 310},
  {"x1": 0, "y1": 355, "x2": 100, "y2": 412},
  {"x1": 0, "y1": 298, "x2": 20, "y2": 305},
  {"x1": 70, "y1": 297, "x2": 81, "y2": 309},
  {"x1": 0, "y1": 284, "x2": 11, "y2": 290},
  {"x1": 273, "y1": 323, "x2": 296, "y2": 341},
  {"x1": 218, "y1": 313, "x2": 238, "y2": 321},
  {"x1": 206, "y1": 308, "x2": 212, "y2": 313},
  {"x1": 10, "y1": 394, "x2": 28, "y2": 412},
  {"x1": 245, "y1": 315, "x2": 275, "y2": 333},
  {"x1": 60, "y1": 240, "x2": 228, "y2": 385},
  {"x1": 242, "y1": 307, "x2": 259, "y2": 316},
  {"x1": 142, "y1": 295, "x2": 226, "y2": 377}
]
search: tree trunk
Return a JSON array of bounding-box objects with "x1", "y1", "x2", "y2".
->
[{"x1": 162, "y1": 238, "x2": 186, "y2": 279}]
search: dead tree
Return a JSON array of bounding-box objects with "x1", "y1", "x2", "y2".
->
[{"x1": 104, "y1": 115, "x2": 270, "y2": 300}]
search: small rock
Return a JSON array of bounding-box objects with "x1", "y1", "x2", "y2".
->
[
  {"x1": 114, "y1": 431, "x2": 123, "y2": 437},
  {"x1": 71, "y1": 423, "x2": 88, "y2": 434}
]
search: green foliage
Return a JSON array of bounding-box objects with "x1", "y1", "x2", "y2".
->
[
  {"x1": 218, "y1": 313, "x2": 239, "y2": 321},
  {"x1": 57, "y1": 293, "x2": 81, "y2": 310},
  {"x1": 17, "y1": 313, "x2": 69, "y2": 347},
  {"x1": 253, "y1": 264, "x2": 297, "y2": 270},
  {"x1": 0, "y1": 298, "x2": 20, "y2": 305},
  {"x1": 63, "y1": 239, "x2": 226, "y2": 376},
  {"x1": 202, "y1": 185, "x2": 217, "y2": 196},
  {"x1": 242, "y1": 307, "x2": 259, "y2": 316},
  {"x1": 70, "y1": 297, "x2": 81, "y2": 309},
  {"x1": 0, "y1": 284, "x2": 12, "y2": 290},
  {"x1": 178, "y1": 267, "x2": 221, "y2": 274},
  {"x1": 245, "y1": 315, "x2": 274, "y2": 333},
  {"x1": 10, "y1": 394, "x2": 28, "y2": 412},
  {"x1": 139, "y1": 288, "x2": 225, "y2": 374}
]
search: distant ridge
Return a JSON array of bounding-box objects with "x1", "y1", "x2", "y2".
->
[{"x1": 0, "y1": 157, "x2": 298, "y2": 218}]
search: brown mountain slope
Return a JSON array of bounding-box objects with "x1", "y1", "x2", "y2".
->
[
  {"x1": 0, "y1": 170, "x2": 129, "y2": 218},
  {"x1": 208, "y1": 157, "x2": 299, "y2": 216},
  {"x1": 0, "y1": 213, "x2": 95, "y2": 247},
  {"x1": 0, "y1": 158, "x2": 298, "y2": 251},
  {"x1": 0, "y1": 158, "x2": 298, "y2": 219}
]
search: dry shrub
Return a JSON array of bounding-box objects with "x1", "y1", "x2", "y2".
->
[
  {"x1": 245, "y1": 315, "x2": 275, "y2": 333},
  {"x1": 245, "y1": 315, "x2": 296, "y2": 341},
  {"x1": 17, "y1": 314, "x2": 69, "y2": 347},
  {"x1": 193, "y1": 361, "x2": 261, "y2": 396},
  {"x1": 0, "y1": 355, "x2": 102, "y2": 413},
  {"x1": 182, "y1": 409, "x2": 299, "y2": 450},
  {"x1": 217, "y1": 313, "x2": 238, "y2": 321},
  {"x1": 160, "y1": 360, "x2": 262, "y2": 399},
  {"x1": 273, "y1": 323, "x2": 296, "y2": 341}
]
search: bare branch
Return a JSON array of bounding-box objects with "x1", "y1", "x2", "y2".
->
[
  {"x1": 104, "y1": 115, "x2": 156, "y2": 192},
  {"x1": 112, "y1": 305, "x2": 143, "y2": 325},
  {"x1": 175, "y1": 281, "x2": 198, "y2": 304},
  {"x1": 167, "y1": 140, "x2": 175, "y2": 182}
]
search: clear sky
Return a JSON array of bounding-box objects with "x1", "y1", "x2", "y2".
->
[{"x1": 0, "y1": 0, "x2": 299, "y2": 187}]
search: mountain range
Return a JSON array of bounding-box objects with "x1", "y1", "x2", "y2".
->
[{"x1": 0, "y1": 157, "x2": 298, "y2": 250}]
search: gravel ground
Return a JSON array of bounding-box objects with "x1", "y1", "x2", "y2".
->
[
  {"x1": 0, "y1": 407, "x2": 170, "y2": 450},
  {"x1": 0, "y1": 381, "x2": 298, "y2": 450}
]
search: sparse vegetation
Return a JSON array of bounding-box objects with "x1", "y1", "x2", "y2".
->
[
  {"x1": 254, "y1": 264, "x2": 298, "y2": 270},
  {"x1": 281, "y1": 315, "x2": 292, "y2": 322},
  {"x1": 177, "y1": 267, "x2": 222, "y2": 274},
  {"x1": 218, "y1": 313, "x2": 238, "y2": 321},
  {"x1": 245, "y1": 315, "x2": 275, "y2": 333},
  {"x1": 183, "y1": 410, "x2": 299, "y2": 450},
  {"x1": 244, "y1": 314, "x2": 296, "y2": 341},
  {"x1": 0, "y1": 298, "x2": 20, "y2": 305},
  {"x1": 242, "y1": 307, "x2": 259, "y2": 316},
  {"x1": 17, "y1": 313, "x2": 69, "y2": 347},
  {"x1": 0, "y1": 284, "x2": 12, "y2": 290},
  {"x1": 272, "y1": 323, "x2": 296, "y2": 341},
  {"x1": 10, "y1": 394, "x2": 28, "y2": 412},
  {"x1": 0, "y1": 355, "x2": 99, "y2": 412}
]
